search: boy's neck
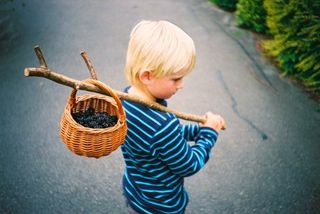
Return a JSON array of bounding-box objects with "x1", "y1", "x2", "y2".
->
[{"x1": 128, "y1": 86, "x2": 156, "y2": 103}]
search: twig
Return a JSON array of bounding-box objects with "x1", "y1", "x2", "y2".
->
[
  {"x1": 34, "y1": 45, "x2": 48, "y2": 68},
  {"x1": 80, "y1": 51, "x2": 98, "y2": 80}
]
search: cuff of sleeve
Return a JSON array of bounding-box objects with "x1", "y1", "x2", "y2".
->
[{"x1": 199, "y1": 127, "x2": 219, "y2": 143}]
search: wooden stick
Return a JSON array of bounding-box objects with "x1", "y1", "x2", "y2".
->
[
  {"x1": 24, "y1": 46, "x2": 226, "y2": 129},
  {"x1": 24, "y1": 67, "x2": 206, "y2": 123}
]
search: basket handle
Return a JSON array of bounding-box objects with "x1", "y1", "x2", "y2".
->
[{"x1": 68, "y1": 79, "x2": 126, "y2": 123}]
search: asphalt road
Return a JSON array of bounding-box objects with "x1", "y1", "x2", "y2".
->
[{"x1": 1, "y1": 0, "x2": 319, "y2": 213}]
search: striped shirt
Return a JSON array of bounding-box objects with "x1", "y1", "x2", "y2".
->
[{"x1": 121, "y1": 89, "x2": 218, "y2": 214}]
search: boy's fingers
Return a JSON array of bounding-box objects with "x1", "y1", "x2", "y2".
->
[{"x1": 220, "y1": 117, "x2": 227, "y2": 130}]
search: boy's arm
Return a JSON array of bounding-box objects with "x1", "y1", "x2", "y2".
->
[
  {"x1": 150, "y1": 118, "x2": 218, "y2": 177},
  {"x1": 180, "y1": 123, "x2": 200, "y2": 141}
]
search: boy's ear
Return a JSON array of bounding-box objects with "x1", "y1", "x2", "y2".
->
[{"x1": 138, "y1": 70, "x2": 153, "y2": 85}]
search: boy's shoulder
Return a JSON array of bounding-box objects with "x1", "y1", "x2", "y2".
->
[{"x1": 122, "y1": 100, "x2": 177, "y2": 129}]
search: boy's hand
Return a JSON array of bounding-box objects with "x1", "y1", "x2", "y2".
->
[{"x1": 200, "y1": 112, "x2": 226, "y2": 132}]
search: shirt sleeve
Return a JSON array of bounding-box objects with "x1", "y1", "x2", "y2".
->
[
  {"x1": 150, "y1": 117, "x2": 218, "y2": 177},
  {"x1": 180, "y1": 123, "x2": 200, "y2": 141}
]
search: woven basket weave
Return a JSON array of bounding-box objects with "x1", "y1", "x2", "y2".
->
[{"x1": 60, "y1": 79, "x2": 127, "y2": 158}]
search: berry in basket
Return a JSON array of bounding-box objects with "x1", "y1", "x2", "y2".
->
[{"x1": 72, "y1": 107, "x2": 118, "y2": 129}]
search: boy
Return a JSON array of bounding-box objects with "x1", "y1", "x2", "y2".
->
[{"x1": 121, "y1": 20, "x2": 226, "y2": 214}]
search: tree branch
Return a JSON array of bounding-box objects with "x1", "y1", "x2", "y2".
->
[{"x1": 24, "y1": 67, "x2": 207, "y2": 123}]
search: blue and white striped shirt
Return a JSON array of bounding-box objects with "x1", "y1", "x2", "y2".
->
[{"x1": 121, "y1": 90, "x2": 218, "y2": 214}]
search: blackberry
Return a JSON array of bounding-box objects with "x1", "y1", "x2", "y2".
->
[
  {"x1": 71, "y1": 107, "x2": 118, "y2": 128},
  {"x1": 86, "y1": 107, "x2": 95, "y2": 115}
]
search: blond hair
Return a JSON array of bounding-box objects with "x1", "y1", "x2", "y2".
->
[{"x1": 125, "y1": 20, "x2": 196, "y2": 88}]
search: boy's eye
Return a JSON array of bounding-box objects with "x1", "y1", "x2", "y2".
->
[{"x1": 172, "y1": 77, "x2": 182, "y2": 82}]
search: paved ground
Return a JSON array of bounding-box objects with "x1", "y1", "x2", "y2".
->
[{"x1": 0, "y1": 0, "x2": 319, "y2": 213}]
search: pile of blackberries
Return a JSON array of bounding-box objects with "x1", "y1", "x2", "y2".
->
[{"x1": 72, "y1": 107, "x2": 118, "y2": 129}]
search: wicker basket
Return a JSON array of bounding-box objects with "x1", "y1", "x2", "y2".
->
[{"x1": 60, "y1": 79, "x2": 127, "y2": 158}]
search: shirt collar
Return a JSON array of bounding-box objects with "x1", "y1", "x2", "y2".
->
[{"x1": 124, "y1": 86, "x2": 167, "y2": 107}]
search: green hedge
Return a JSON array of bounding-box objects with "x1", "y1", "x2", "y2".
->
[
  {"x1": 263, "y1": 0, "x2": 320, "y2": 90},
  {"x1": 235, "y1": 0, "x2": 269, "y2": 33},
  {"x1": 209, "y1": 0, "x2": 238, "y2": 11}
]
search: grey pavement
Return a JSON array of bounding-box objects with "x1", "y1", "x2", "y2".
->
[{"x1": 0, "y1": 0, "x2": 319, "y2": 213}]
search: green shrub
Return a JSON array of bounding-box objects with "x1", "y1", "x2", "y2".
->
[
  {"x1": 209, "y1": 0, "x2": 238, "y2": 12},
  {"x1": 236, "y1": 0, "x2": 269, "y2": 33},
  {"x1": 263, "y1": 0, "x2": 320, "y2": 91}
]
